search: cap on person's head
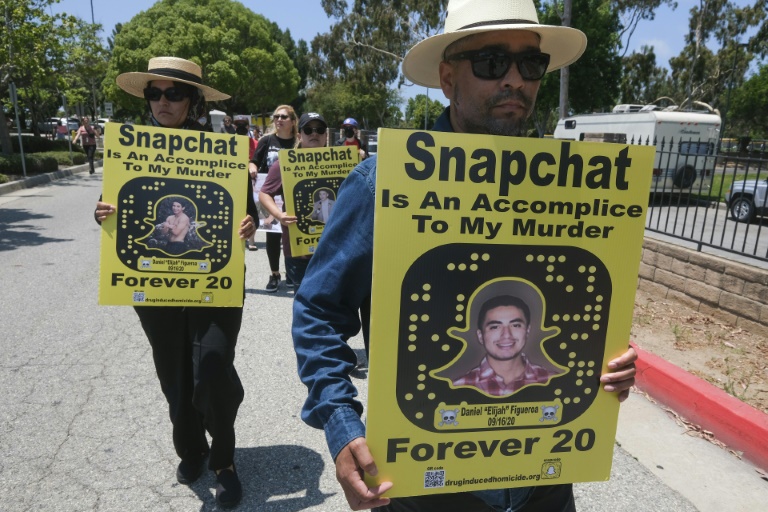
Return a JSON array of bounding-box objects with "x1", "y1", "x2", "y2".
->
[
  {"x1": 116, "y1": 56, "x2": 230, "y2": 101},
  {"x1": 233, "y1": 114, "x2": 249, "y2": 125},
  {"x1": 341, "y1": 118, "x2": 358, "y2": 128},
  {"x1": 299, "y1": 112, "x2": 328, "y2": 131},
  {"x1": 402, "y1": 0, "x2": 587, "y2": 88}
]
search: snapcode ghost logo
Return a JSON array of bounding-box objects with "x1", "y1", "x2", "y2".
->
[
  {"x1": 395, "y1": 244, "x2": 611, "y2": 433},
  {"x1": 115, "y1": 177, "x2": 234, "y2": 273},
  {"x1": 541, "y1": 461, "x2": 562, "y2": 479}
]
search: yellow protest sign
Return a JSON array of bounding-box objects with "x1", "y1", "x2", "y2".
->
[
  {"x1": 365, "y1": 128, "x2": 654, "y2": 497},
  {"x1": 279, "y1": 146, "x2": 359, "y2": 256},
  {"x1": 99, "y1": 123, "x2": 249, "y2": 307}
]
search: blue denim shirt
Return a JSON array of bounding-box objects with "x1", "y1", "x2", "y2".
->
[{"x1": 292, "y1": 107, "x2": 536, "y2": 511}]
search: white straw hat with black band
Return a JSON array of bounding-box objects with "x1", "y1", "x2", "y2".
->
[
  {"x1": 402, "y1": 0, "x2": 587, "y2": 88},
  {"x1": 116, "y1": 56, "x2": 230, "y2": 101}
]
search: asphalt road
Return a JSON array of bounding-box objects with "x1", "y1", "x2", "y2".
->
[{"x1": 1, "y1": 169, "x2": 765, "y2": 511}]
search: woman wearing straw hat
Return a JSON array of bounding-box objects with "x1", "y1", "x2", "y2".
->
[{"x1": 94, "y1": 56, "x2": 256, "y2": 508}]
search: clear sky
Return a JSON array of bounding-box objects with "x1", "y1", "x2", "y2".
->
[{"x1": 51, "y1": 0, "x2": 757, "y2": 109}]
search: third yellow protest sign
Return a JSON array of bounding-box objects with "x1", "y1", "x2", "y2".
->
[
  {"x1": 365, "y1": 128, "x2": 654, "y2": 497},
  {"x1": 279, "y1": 146, "x2": 359, "y2": 256}
]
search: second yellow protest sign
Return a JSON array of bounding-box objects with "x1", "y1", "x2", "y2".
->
[
  {"x1": 99, "y1": 123, "x2": 249, "y2": 307},
  {"x1": 279, "y1": 146, "x2": 359, "y2": 256},
  {"x1": 365, "y1": 128, "x2": 654, "y2": 497}
]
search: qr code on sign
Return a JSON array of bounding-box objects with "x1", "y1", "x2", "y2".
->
[
  {"x1": 424, "y1": 470, "x2": 445, "y2": 488},
  {"x1": 133, "y1": 292, "x2": 146, "y2": 302}
]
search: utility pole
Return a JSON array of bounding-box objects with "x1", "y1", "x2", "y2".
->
[{"x1": 558, "y1": 0, "x2": 572, "y2": 119}]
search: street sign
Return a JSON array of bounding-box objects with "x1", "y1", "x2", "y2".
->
[{"x1": 104, "y1": 102, "x2": 113, "y2": 117}]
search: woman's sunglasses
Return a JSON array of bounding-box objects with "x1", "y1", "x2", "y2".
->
[
  {"x1": 444, "y1": 50, "x2": 551, "y2": 81},
  {"x1": 143, "y1": 86, "x2": 190, "y2": 102},
  {"x1": 302, "y1": 126, "x2": 327, "y2": 135},
  {"x1": 273, "y1": 114, "x2": 292, "y2": 121}
]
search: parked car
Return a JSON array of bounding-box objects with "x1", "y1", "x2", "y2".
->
[
  {"x1": 725, "y1": 178, "x2": 768, "y2": 222},
  {"x1": 37, "y1": 117, "x2": 62, "y2": 133},
  {"x1": 95, "y1": 117, "x2": 110, "y2": 132}
]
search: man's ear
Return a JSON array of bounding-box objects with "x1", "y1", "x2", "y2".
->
[
  {"x1": 476, "y1": 329, "x2": 484, "y2": 346},
  {"x1": 439, "y1": 60, "x2": 455, "y2": 99}
]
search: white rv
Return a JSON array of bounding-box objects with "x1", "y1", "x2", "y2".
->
[{"x1": 554, "y1": 105, "x2": 721, "y2": 193}]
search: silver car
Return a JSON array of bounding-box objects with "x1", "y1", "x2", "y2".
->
[{"x1": 726, "y1": 178, "x2": 768, "y2": 222}]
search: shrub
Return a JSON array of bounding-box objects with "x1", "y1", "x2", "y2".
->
[
  {"x1": 36, "y1": 151, "x2": 86, "y2": 166},
  {"x1": 0, "y1": 173, "x2": 8, "y2": 184},
  {"x1": 10, "y1": 136, "x2": 85, "y2": 154},
  {"x1": 0, "y1": 153, "x2": 59, "y2": 175}
]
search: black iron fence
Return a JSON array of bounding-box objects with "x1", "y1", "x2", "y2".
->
[{"x1": 642, "y1": 137, "x2": 768, "y2": 263}]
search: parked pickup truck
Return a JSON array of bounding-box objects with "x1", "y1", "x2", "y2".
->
[{"x1": 726, "y1": 178, "x2": 768, "y2": 222}]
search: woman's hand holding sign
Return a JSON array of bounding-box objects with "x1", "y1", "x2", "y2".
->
[
  {"x1": 238, "y1": 215, "x2": 256, "y2": 239},
  {"x1": 601, "y1": 345, "x2": 637, "y2": 402},
  {"x1": 95, "y1": 201, "x2": 116, "y2": 223}
]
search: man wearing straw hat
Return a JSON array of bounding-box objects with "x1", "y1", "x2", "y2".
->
[{"x1": 292, "y1": 1, "x2": 638, "y2": 510}]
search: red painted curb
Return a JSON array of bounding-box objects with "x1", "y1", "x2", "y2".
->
[{"x1": 631, "y1": 342, "x2": 768, "y2": 471}]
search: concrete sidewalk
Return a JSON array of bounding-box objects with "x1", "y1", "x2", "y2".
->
[
  {"x1": 0, "y1": 160, "x2": 102, "y2": 196},
  {"x1": 2, "y1": 165, "x2": 768, "y2": 511}
]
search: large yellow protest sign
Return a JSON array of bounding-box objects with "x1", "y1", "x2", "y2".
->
[
  {"x1": 366, "y1": 129, "x2": 654, "y2": 497},
  {"x1": 279, "y1": 146, "x2": 359, "y2": 257},
  {"x1": 99, "y1": 123, "x2": 249, "y2": 307}
]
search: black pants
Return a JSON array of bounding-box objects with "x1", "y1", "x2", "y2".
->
[
  {"x1": 374, "y1": 484, "x2": 575, "y2": 512},
  {"x1": 134, "y1": 305, "x2": 244, "y2": 470},
  {"x1": 84, "y1": 144, "x2": 96, "y2": 173},
  {"x1": 266, "y1": 231, "x2": 281, "y2": 273}
]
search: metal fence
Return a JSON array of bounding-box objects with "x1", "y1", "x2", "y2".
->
[{"x1": 642, "y1": 138, "x2": 768, "y2": 264}]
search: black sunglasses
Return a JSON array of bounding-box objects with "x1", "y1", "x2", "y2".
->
[
  {"x1": 444, "y1": 50, "x2": 551, "y2": 81},
  {"x1": 143, "y1": 86, "x2": 190, "y2": 102},
  {"x1": 273, "y1": 114, "x2": 292, "y2": 120},
  {"x1": 302, "y1": 126, "x2": 327, "y2": 135}
]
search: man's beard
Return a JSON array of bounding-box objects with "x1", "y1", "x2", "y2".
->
[{"x1": 454, "y1": 85, "x2": 533, "y2": 136}]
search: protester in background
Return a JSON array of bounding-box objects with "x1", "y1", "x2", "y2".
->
[
  {"x1": 93, "y1": 56, "x2": 257, "y2": 509},
  {"x1": 221, "y1": 115, "x2": 236, "y2": 134},
  {"x1": 292, "y1": 1, "x2": 639, "y2": 510},
  {"x1": 249, "y1": 105, "x2": 298, "y2": 292},
  {"x1": 259, "y1": 112, "x2": 328, "y2": 290},
  {"x1": 336, "y1": 117, "x2": 368, "y2": 160},
  {"x1": 73, "y1": 117, "x2": 100, "y2": 174}
]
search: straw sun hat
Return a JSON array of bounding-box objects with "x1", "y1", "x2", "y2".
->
[
  {"x1": 116, "y1": 56, "x2": 230, "y2": 101},
  {"x1": 402, "y1": 0, "x2": 588, "y2": 88}
]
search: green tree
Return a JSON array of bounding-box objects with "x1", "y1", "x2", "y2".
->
[
  {"x1": 0, "y1": 0, "x2": 86, "y2": 151},
  {"x1": 666, "y1": 0, "x2": 763, "y2": 110},
  {"x1": 615, "y1": 0, "x2": 679, "y2": 58},
  {"x1": 103, "y1": 0, "x2": 299, "y2": 121},
  {"x1": 307, "y1": 0, "x2": 448, "y2": 128},
  {"x1": 619, "y1": 45, "x2": 672, "y2": 104},
  {"x1": 729, "y1": 63, "x2": 768, "y2": 138},
  {"x1": 534, "y1": 0, "x2": 623, "y2": 133},
  {"x1": 404, "y1": 94, "x2": 445, "y2": 129}
]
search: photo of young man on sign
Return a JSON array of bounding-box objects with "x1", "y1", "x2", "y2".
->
[
  {"x1": 138, "y1": 195, "x2": 212, "y2": 256},
  {"x1": 446, "y1": 283, "x2": 566, "y2": 397}
]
